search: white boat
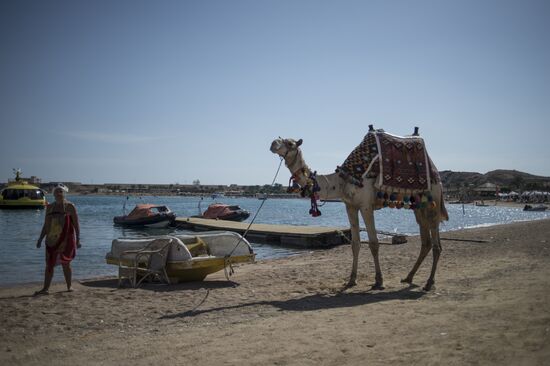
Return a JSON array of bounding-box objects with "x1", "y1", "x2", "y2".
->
[
  {"x1": 105, "y1": 231, "x2": 255, "y2": 283},
  {"x1": 113, "y1": 204, "x2": 176, "y2": 228}
]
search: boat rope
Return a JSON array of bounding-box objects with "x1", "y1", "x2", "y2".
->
[
  {"x1": 191, "y1": 289, "x2": 210, "y2": 312},
  {"x1": 223, "y1": 156, "x2": 285, "y2": 275},
  {"x1": 223, "y1": 258, "x2": 235, "y2": 280},
  {"x1": 338, "y1": 229, "x2": 408, "y2": 246},
  {"x1": 440, "y1": 237, "x2": 490, "y2": 243}
]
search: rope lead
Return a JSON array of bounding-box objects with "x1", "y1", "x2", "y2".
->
[{"x1": 223, "y1": 156, "x2": 285, "y2": 278}]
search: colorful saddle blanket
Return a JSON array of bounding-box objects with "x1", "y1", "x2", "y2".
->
[{"x1": 336, "y1": 130, "x2": 440, "y2": 193}]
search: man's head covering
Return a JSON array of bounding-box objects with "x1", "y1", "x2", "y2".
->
[{"x1": 52, "y1": 183, "x2": 69, "y2": 194}]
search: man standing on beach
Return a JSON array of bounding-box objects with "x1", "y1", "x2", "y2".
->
[{"x1": 35, "y1": 184, "x2": 81, "y2": 295}]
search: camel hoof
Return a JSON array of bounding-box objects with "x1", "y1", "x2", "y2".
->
[
  {"x1": 401, "y1": 277, "x2": 413, "y2": 284},
  {"x1": 345, "y1": 280, "x2": 357, "y2": 288},
  {"x1": 370, "y1": 283, "x2": 385, "y2": 291},
  {"x1": 423, "y1": 280, "x2": 435, "y2": 291}
]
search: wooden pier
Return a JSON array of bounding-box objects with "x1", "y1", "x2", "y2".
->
[{"x1": 174, "y1": 217, "x2": 351, "y2": 248}]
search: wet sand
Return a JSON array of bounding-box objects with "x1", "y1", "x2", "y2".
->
[{"x1": 1, "y1": 219, "x2": 549, "y2": 365}]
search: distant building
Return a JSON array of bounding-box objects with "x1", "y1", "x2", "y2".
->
[{"x1": 473, "y1": 182, "x2": 498, "y2": 198}]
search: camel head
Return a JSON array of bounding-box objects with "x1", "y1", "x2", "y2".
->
[
  {"x1": 270, "y1": 137, "x2": 310, "y2": 186},
  {"x1": 270, "y1": 137, "x2": 303, "y2": 159}
]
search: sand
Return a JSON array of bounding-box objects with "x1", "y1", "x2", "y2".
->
[{"x1": 1, "y1": 219, "x2": 549, "y2": 365}]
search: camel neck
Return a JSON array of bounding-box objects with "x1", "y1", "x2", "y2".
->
[
  {"x1": 284, "y1": 149, "x2": 343, "y2": 200},
  {"x1": 284, "y1": 150, "x2": 310, "y2": 186}
]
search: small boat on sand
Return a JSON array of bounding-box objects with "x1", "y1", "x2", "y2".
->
[
  {"x1": 523, "y1": 204, "x2": 548, "y2": 212},
  {"x1": 196, "y1": 203, "x2": 250, "y2": 222},
  {"x1": 105, "y1": 231, "x2": 255, "y2": 283},
  {"x1": 113, "y1": 204, "x2": 176, "y2": 228}
]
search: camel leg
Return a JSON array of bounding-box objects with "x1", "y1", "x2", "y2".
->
[
  {"x1": 402, "y1": 223, "x2": 432, "y2": 285},
  {"x1": 360, "y1": 207, "x2": 384, "y2": 290},
  {"x1": 423, "y1": 226, "x2": 442, "y2": 291},
  {"x1": 345, "y1": 204, "x2": 361, "y2": 287}
]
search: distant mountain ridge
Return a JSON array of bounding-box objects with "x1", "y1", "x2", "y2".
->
[{"x1": 440, "y1": 169, "x2": 550, "y2": 190}]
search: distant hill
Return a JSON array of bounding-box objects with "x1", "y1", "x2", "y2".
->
[{"x1": 440, "y1": 169, "x2": 550, "y2": 191}]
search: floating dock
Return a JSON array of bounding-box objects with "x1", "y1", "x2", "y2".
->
[{"x1": 174, "y1": 217, "x2": 351, "y2": 248}]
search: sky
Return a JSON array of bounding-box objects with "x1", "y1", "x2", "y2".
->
[{"x1": 1, "y1": 0, "x2": 549, "y2": 185}]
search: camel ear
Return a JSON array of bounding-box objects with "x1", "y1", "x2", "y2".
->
[{"x1": 296, "y1": 139, "x2": 303, "y2": 147}]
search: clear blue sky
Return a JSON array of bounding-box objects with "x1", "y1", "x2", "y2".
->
[{"x1": 1, "y1": 0, "x2": 549, "y2": 185}]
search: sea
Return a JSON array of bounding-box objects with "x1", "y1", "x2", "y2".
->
[{"x1": 0, "y1": 195, "x2": 548, "y2": 286}]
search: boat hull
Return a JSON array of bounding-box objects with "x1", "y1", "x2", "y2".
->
[
  {"x1": 106, "y1": 254, "x2": 254, "y2": 283},
  {"x1": 0, "y1": 199, "x2": 46, "y2": 209},
  {"x1": 113, "y1": 213, "x2": 176, "y2": 227},
  {"x1": 524, "y1": 207, "x2": 547, "y2": 212},
  {"x1": 218, "y1": 210, "x2": 250, "y2": 221},
  {"x1": 192, "y1": 212, "x2": 250, "y2": 222}
]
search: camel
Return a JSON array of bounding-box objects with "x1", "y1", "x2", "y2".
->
[{"x1": 270, "y1": 127, "x2": 448, "y2": 291}]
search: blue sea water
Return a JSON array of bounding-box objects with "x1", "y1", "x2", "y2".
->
[{"x1": 0, "y1": 195, "x2": 548, "y2": 286}]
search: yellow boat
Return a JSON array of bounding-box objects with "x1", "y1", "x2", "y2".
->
[
  {"x1": 106, "y1": 231, "x2": 255, "y2": 283},
  {"x1": 0, "y1": 169, "x2": 47, "y2": 209}
]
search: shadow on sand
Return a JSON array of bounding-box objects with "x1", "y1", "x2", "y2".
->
[
  {"x1": 79, "y1": 277, "x2": 240, "y2": 292},
  {"x1": 160, "y1": 285, "x2": 426, "y2": 320}
]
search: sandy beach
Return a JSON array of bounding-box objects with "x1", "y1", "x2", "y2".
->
[{"x1": 1, "y1": 219, "x2": 549, "y2": 365}]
